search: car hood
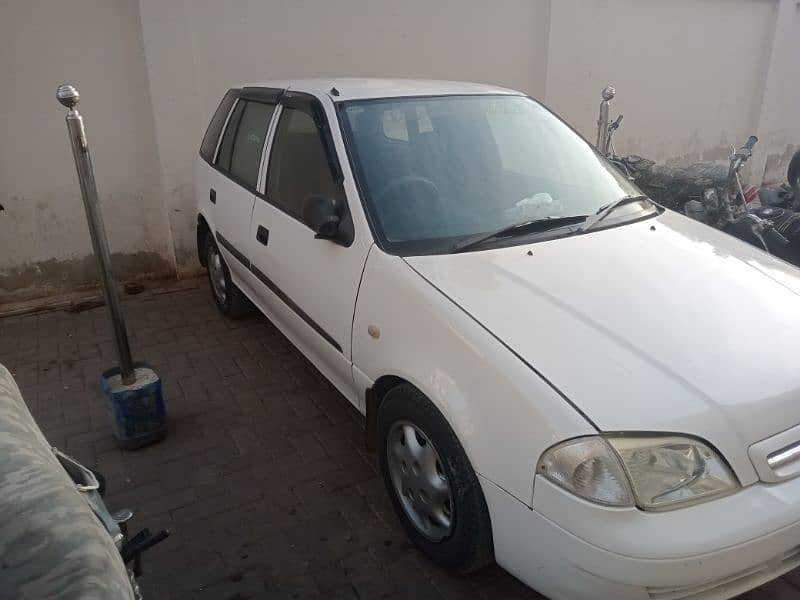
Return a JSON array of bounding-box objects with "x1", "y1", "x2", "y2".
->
[{"x1": 405, "y1": 211, "x2": 800, "y2": 465}]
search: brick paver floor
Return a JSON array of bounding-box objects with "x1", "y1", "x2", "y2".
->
[{"x1": 1, "y1": 279, "x2": 799, "y2": 599}]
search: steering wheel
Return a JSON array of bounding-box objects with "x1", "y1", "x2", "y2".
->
[
  {"x1": 373, "y1": 175, "x2": 442, "y2": 240},
  {"x1": 375, "y1": 175, "x2": 439, "y2": 205}
]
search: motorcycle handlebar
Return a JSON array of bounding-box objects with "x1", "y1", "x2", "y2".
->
[
  {"x1": 730, "y1": 135, "x2": 759, "y2": 174},
  {"x1": 764, "y1": 226, "x2": 790, "y2": 249},
  {"x1": 742, "y1": 135, "x2": 758, "y2": 152}
]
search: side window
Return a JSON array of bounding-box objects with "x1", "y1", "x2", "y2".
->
[
  {"x1": 215, "y1": 100, "x2": 244, "y2": 172},
  {"x1": 200, "y1": 90, "x2": 236, "y2": 162},
  {"x1": 266, "y1": 108, "x2": 342, "y2": 220},
  {"x1": 229, "y1": 101, "x2": 275, "y2": 189}
]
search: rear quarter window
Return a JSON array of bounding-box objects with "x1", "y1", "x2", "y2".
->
[
  {"x1": 200, "y1": 90, "x2": 236, "y2": 162},
  {"x1": 215, "y1": 100, "x2": 245, "y2": 171}
]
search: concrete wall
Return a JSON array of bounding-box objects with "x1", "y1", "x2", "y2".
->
[
  {"x1": 751, "y1": 0, "x2": 800, "y2": 183},
  {"x1": 0, "y1": 0, "x2": 797, "y2": 302},
  {"x1": 0, "y1": 0, "x2": 175, "y2": 301},
  {"x1": 545, "y1": 0, "x2": 779, "y2": 170}
]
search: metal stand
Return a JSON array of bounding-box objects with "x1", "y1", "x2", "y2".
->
[
  {"x1": 57, "y1": 84, "x2": 135, "y2": 385},
  {"x1": 596, "y1": 84, "x2": 616, "y2": 155}
]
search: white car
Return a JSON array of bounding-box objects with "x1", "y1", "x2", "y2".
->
[{"x1": 196, "y1": 79, "x2": 800, "y2": 599}]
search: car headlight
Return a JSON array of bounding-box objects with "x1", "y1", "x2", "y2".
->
[
  {"x1": 607, "y1": 435, "x2": 739, "y2": 510},
  {"x1": 537, "y1": 437, "x2": 634, "y2": 507},
  {"x1": 537, "y1": 435, "x2": 739, "y2": 511}
]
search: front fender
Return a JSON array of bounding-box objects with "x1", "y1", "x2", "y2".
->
[{"x1": 352, "y1": 249, "x2": 595, "y2": 505}]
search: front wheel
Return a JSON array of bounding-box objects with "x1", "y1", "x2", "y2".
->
[
  {"x1": 377, "y1": 384, "x2": 493, "y2": 573},
  {"x1": 204, "y1": 234, "x2": 252, "y2": 318}
]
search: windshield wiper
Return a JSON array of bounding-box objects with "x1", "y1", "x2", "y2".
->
[
  {"x1": 576, "y1": 195, "x2": 651, "y2": 234},
  {"x1": 451, "y1": 215, "x2": 589, "y2": 253}
]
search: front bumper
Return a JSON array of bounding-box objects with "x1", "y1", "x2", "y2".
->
[{"x1": 482, "y1": 474, "x2": 800, "y2": 600}]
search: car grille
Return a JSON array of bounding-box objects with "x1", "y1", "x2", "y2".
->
[
  {"x1": 646, "y1": 545, "x2": 800, "y2": 600},
  {"x1": 749, "y1": 423, "x2": 800, "y2": 483}
]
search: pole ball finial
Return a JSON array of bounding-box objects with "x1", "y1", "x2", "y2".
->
[
  {"x1": 57, "y1": 84, "x2": 80, "y2": 109},
  {"x1": 601, "y1": 85, "x2": 616, "y2": 101}
]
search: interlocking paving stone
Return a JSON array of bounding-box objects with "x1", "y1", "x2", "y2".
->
[{"x1": 1, "y1": 278, "x2": 795, "y2": 599}]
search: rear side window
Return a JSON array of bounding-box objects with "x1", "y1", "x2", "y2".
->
[
  {"x1": 200, "y1": 90, "x2": 236, "y2": 162},
  {"x1": 266, "y1": 108, "x2": 342, "y2": 220},
  {"x1": 229, "y1": 101, "x2": 275, "y2": 189},
  {"x1": 216, "y1": 100, "x2": 245, "y2": 171}
]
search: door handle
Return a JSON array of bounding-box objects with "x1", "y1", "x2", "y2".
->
[
  {"x1": 209, "y1": 188, "x2": 216, "y2": 204},
  {"x1": 256, "y1": 225, "x2": 269, "y2": 246}
]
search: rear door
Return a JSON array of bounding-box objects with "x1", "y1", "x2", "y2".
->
[
  {"x1": 197, "y1": 89, "x2": 235, "y2": 254},
  {"x1": 206, "y1": 90, "x2": 279, "y2": 280},
  {"x1": 248, "y1": 92, "x2": 370, "y2": 403}
]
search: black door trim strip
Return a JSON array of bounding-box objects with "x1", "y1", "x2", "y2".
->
[
  {"x1": 214, "y1": 232, "x2": 342, "y2": 353},
  {"x1": 249, "y1": 265, "x2": 343, "y2": 353},
  {"x1": 215, "y1": 232, "x2": 250, "y2": 270}
]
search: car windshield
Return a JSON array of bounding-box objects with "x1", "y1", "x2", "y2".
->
[{"x1": 339, "y1": 94, "x2": 644, "y2": 255}]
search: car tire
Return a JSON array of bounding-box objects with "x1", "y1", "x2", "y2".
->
[
  {"x1": 204, "y1": 234, "x2": 251, "y2": 318},
  {"x1": 377, "y1": 383, "x2": 494, "y2": 573}
]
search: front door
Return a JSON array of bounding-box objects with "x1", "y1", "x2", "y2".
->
[{"x1": 248, "y1": 94, "x2": 371, "y2": 405}]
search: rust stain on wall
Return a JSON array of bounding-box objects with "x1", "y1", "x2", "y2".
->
[
  {"x1": 661, "y1": 144, "x2": 736, "y2": 168},
  {"x1": 763, "y1": 144, "x2": 799, "y2": 185},
  {"x1": 626, "y1": 140, "x2": 798, "y2": 188},
  {"x1": 174, "y1": 246, "x2": 205, "y2": 279},
  {"x1": 0, "y1": 251, "x2": 175, "y2": 303}
]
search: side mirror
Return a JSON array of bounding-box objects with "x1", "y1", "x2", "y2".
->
[{"x1": 302, "y1": 195, "x2": 354, "y2": 246}]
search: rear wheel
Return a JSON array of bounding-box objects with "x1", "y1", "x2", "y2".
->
[
  {"x1": 204, "y1": 235, "x2": 251, "y2": 318},
  {"x1": 377, "y1": 384, "x2": 493, "y2": 573}
]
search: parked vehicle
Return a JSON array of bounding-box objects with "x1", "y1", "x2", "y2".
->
[
  {"x1": 196, "y1": 79, "x2": 800, "y2": 599},
  {"x1": 0, "y1": 363, "x2": 168, "y2": 599},
  {"x1": 752, "y1": 148, "x2": 800, "y2": 250},
  {"x1": 597, "y1": 85, "x2": 800, "y2": 266}
]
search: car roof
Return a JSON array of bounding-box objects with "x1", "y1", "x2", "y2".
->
[{"x1": 238, "y1": 78, "x2": 524, "y2": 102}]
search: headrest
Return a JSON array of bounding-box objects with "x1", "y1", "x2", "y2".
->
[{"x1": 353, "y1": 108, "x2": 383, "y2": 137}]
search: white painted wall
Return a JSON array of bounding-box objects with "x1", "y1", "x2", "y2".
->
[
  {"x1": 545, "y1": 0, "x2": 778, "y2": 166},
  {"x1": 0, "y1": 0, "x2": 175, "y2": 300},
  {"x1": 0, "y1": 0, "x2": 797, "y2": 301},
  {"x1": 751, "y1": 0, "x2": 800, "y2": 182}
]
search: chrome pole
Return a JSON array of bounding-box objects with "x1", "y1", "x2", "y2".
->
[
  {"x1": 596, "y1": 84, "x2": 616, "y2": 154},
  {"x1": 57, "y1": 84, "x2": 135, "y2": 385}
]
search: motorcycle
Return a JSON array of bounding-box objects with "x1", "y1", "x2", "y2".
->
[
  {"x1": 0, "y1": 362, "x2": 169, "y2": 599},
  {"x1": 596, "y1": 85, "x2": 800, "y2": 266}
]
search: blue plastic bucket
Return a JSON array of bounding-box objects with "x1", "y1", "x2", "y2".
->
[{"x1": 100, "y1": 362, "x2": 167, "y2": 450}]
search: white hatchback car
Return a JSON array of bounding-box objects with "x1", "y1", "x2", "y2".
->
[{"x1": 196, "y1": 79, "x2": 800, "y2": 599}]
